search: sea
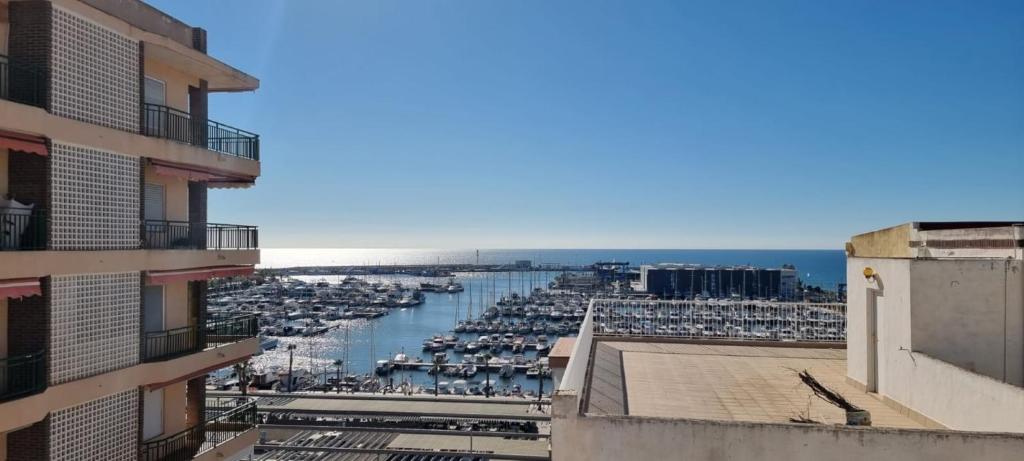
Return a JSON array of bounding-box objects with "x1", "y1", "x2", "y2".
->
[{"x1": 245, "y1": 249, "x2": 846, "y2": 395}]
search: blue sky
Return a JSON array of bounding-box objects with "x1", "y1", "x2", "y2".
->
[{"x1": 151, "y1": 0, "x2": 1024, "y2": 249}]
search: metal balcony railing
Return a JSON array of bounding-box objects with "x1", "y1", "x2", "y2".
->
[
  {"x1": 0, "y1": 207, "x2": 46, "y2": 251},
  {"x1": 141, "y1": 103, "x2": 259, "y2": 160},
  {"x1": 142, "y1": 220, "x2": 258, "y2": 250},
  {"x1": 590, "y1": 299, "x2": 847, "y2": 343},
  {"x1": 0, "y1": 350, "x2": 46, "y2": 402},
  {"x1": 0, "y1": 55, "x2": 46, "y2": 108},
  {"x1": 143, "y1": 325, "x2": 202, "y2": 362},
  {"x1": 205, "y1": 314, "x2": 258, "y2": 347},
  {"x1": 141, "y1": 398, "x2": 257, "y2": 461}
]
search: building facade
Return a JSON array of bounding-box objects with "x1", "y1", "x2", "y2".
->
[
  {"x1": 0, "y1": 1, "x2": 261, "y2": 459},
  {"x1": 639, "y1": 263, "x2": 797, "y2": 300}
]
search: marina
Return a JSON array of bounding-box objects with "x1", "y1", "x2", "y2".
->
[{"x1": 208, "y1": 270, "x2": 571, "y2": 396}]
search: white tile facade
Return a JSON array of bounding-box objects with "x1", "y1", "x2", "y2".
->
[
  {"x1": 49, "y1": 272, "x2": 140, "y2": 385},
  {"x1": 50, "y1": 142, "x2": 140, "y2": 250},
  {"x1": 50, "y1": 389, "x2": 139, "y2": 461},
  {"x1": 50, "y1": 6, "x2": 139, "y2": 132}
]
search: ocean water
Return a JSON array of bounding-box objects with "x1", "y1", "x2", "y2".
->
[
  {"x1": 245, "y1": 249, "x2": 846, "y2": 394},
  {"x1": 260, "y1": 249, "x2": 847, "y2": 289}
]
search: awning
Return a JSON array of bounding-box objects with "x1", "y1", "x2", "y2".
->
[
  {"x1": 0, "y1": 277, "x2": 42, "y2": 299},
  {"x1": 0, "y1": 130, "x2": 47, "y2": 157},
  {"x1": 146, "y1": 265, "x2": 254, "y2": 285},
  {"x1": 149, "y1": 159, "x2": 256, "y2": 185}
]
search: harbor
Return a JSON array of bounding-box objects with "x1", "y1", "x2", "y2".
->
[{"x1": 208, "y1": 270, "x2": 573, "y2": 397}]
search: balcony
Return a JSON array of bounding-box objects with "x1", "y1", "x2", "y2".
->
[
  {"x1": 0, "y1": 208, "x2": 46, "y2": 251},
  {"x1": 141, "y1": 398, "x2": 257, "y2": 461},
  {"x1": 0, "y1": 55, "x2": 46, "y2": 108},
  {"x1": 0, "y1": 350, "x2": 46, "y2": 402},
  {"x1": 144, "y1": 315, "x2": 258, "y2": 362},
  {"x1": 143, "y1": 325, "x2": 202, "y2": 362},
  {"x1": 142, "y1": 103, "x2": 259, "y2": 160},
  {"x1": 206, "y1": 315, "x2": 259, "y2": 347},
  {"x1": 142, "y1": 220, "x2": 258, "y2": 250}
]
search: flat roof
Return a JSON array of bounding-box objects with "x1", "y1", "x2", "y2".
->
[
  {"x1": 584, "y1": 341, "x2": 928, "y2": 429},
  {"x1": 257, "y1": 395, "x2": 547, "y2": 421}
]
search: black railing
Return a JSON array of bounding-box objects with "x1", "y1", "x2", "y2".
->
[
  {"x1": 207, "y1": 223, "x2": 258, "y2": 250},
  {"x1": 141, "y1": 399, "x2": 257, "y2": 461},
  {"x1": 205, "y1": 314, "x2": 258, "y2": 347},
  {"x1": 143, "y1": 325, "x2": 202, "y2": 362},
  {"x1": 142, "y1": 220, "x2": 258, "y2": 250},
  {"x1": 142, "y1": 103, "x2": 259, "y2": 160},
  {"x1": 0, "y1": 350, "x2": 46, "y2": 402},
  {"x1": 0, "y1": 208, "x2": 46, "y2": 250},
  {"x1": 0, "y1": 55, "x2": 46, "y2": 108}
]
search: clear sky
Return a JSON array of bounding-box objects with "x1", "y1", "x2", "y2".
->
[{"x1": 150, "y1": 0, "x2": 1023, "y2": 249}]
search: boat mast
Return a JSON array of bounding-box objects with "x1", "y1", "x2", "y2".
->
[{"x1": 467, "y1": 283, "x2": 473, "y2": 321}]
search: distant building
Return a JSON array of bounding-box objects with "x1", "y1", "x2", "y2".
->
[
  {"x1": 639, "y1": 263, "x2": 797, "y2": 300},
  {"x1": 551, "y1": 222, "x2": 1024, "y2": 461},
  {"x1": 514, "y1": 259, "x2": 532, "y2": 269}
]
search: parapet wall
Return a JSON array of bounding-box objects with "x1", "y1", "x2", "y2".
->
[{"x1": 550, "y1": 401, "x2": 1024, "y2": 461}]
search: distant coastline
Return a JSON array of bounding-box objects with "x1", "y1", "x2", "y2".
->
[{"x1": 259, "y1": 248, "x2": 846, "y2": 289}]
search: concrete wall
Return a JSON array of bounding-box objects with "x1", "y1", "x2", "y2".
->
[
  {"x1": 847, "y1": 256, "x2": 1024, "y2": 432},
  {"x1": 144, "y1": 163, "x2": 190, "y2": 222},
  {"x1": 165, "y1": 279, "x2": 189, "y2": 329},
  {"x1": 0, "y1": 248, "x2": 258, "y2": 280},
  {"x1": 162, "y1": 380, "x2": 187, "y2": 435},
  {"x1": 0, "y1": 99, "x2": 260, "y2": 179},
  {"x1": 144, "y1": 55, "x2": 198, "y2": 112},
  {"x1": 910, "y1": 259, "x2": 1024, "y2": 384},
  {"x1": 846, "y1": 257, "x2": 912, "y2": 388},
  {"x1": 0, "y1": 336, "x2": 257, "y2": 433},
  {"x1": 550, "y1": 399, "x2": 1024, "y2": 461}
]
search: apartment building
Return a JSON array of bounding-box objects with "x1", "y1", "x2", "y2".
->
[
  {"x1": 552, "y1": 222, "x2": 1024, "y2": 460},
  {"x1": 0, "y1": 0, "x2": 261, "y2": 460}
]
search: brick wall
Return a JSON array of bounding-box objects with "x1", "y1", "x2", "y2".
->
[
  {"x1": 185, "y1": 376, "x2": 206, "y2": 427},
  {"x1": 8, "y1": 0, "x2": 53, "y2": 110},
  {"x1": 190, "y1": 280, "x2": 208, "y2": 345},
  {"x1": 188, "y1": 181, "x2": 207, "y2": 248},
  {"x1": 188, "y1": 79, "x2": 209, "y2": 146},
  {"x1": 6, "y1": 417, "x2": 49, "y2": 461},
  {"x1": 191, "y1": 27, "x2": 207, "y2": 53}
]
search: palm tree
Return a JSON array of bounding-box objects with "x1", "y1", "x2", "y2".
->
[{"x1": 333, "y1": 359, "x2": 343, "y2": 394}]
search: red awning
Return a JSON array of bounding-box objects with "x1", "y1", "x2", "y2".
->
[
  {"x1": 152, "y1": 163, "x2": 219, "y2": 181},
  {"x1": 149, "y1": 159, "x2": 255, "y2": 184},
  {"x1": 0, "y1": 130, "x2": 47, "y2": 157},
  {"x1": 146, "y1": 266, "x2": 254, "y2": 285},
  {"x1": 0, "y1": 277, "x2": 42, "y2": 299}
]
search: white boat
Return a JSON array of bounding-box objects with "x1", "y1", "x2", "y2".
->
[{"x1": 451, "y1": 379, "x2": 468, "y2": 394}]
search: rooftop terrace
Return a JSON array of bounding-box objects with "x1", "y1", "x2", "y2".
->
[{"x1": 584, "y1": 340, "x2": 930, "y2": 429}]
